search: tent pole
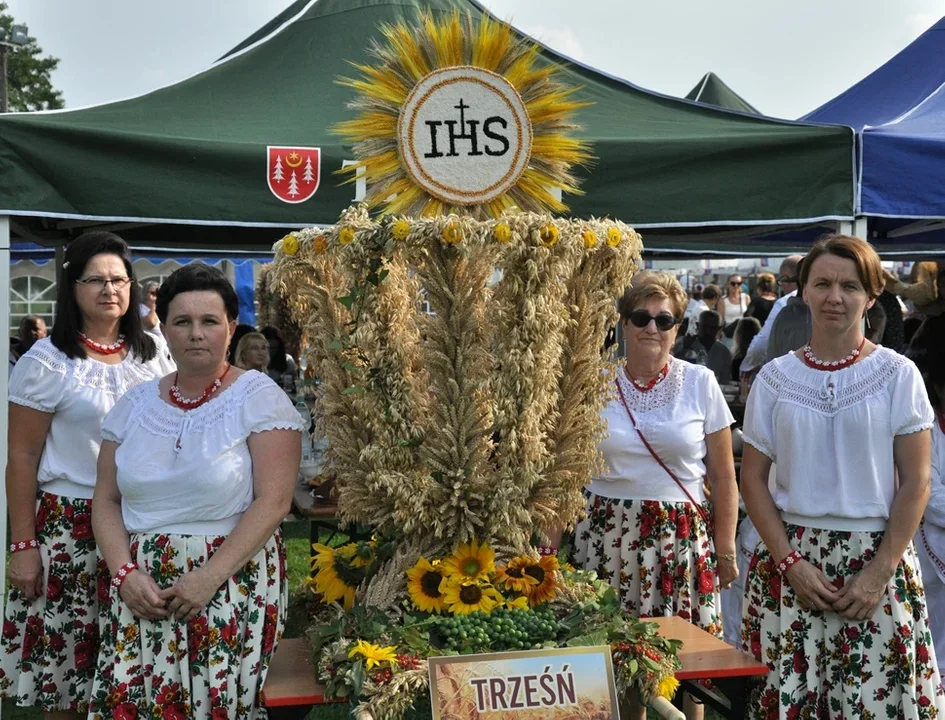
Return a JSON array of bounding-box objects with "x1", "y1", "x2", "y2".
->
[
  {"x1": 838, "y1": 218, "x2": 868, "y2": 238},
  {"x1": 0, "y1": 215, "x2": 10, "y2": 716}
]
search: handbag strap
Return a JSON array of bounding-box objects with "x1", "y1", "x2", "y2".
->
[{"x1": 614, "y1": 377, "x2": 711, "y2": 524}]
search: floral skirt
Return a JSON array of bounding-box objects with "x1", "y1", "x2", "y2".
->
[
  {"x1": 0, "y1": 492, "x2": 106, "y2": 712},
  {"x1": 573, "y1": 492, "x2": 722, "y2": 637},
  {"x1": 742, "y1": 525, "x2": 945, "y2": 718},
  {"x1": 88, "y1": 530, "x2": 287, "y2": 720}
]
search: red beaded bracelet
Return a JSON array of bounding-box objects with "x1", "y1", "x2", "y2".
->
[
  {"x1": 111, "y1": 562, "x2": 139, "y2": 589},
  {"x1": 536, "y1": 546, "x2": 558, "y2": 557},
  {"x1": 10, "y1": 539, "x2": 39, "y2": 554},
  {"x1": 777, "y1": 550, "x2": 802, "y2": 575}
]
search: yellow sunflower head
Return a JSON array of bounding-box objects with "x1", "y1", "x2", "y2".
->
[
  {"x1": 658, "y1": 674, "x2": 680, "y2": 700},
  {"x1": 339, "y1": 226, "x2": 356, "y2": 246},
  {"x1": 494, "y1": 557, "x2": 539, "y2": 594},
  {"x1": 505, "y1": 595, "x2": 530, "y2": 610},
  {"x1": 391, "y1": 219, "x2": 411, "y2": 241},
  {"x1": 440, "y1": 539, "x2": 495, "y2": 583},
  {"x1": 313, "y1": 235, "x2": 328, "y2": 255},
  {"x1": 606, "y1": 227, "x2": 622, "y2": 247},
  {"x1": 348, "y1": 640, "x2": 398, "y2": 670},
  {"x1": 442, "y1": 580, "x2": 503, "y2": 615},
  {"x1": 582, "y1": 229, "x2": 598, "y2": 249},
  {"x1": 538, "y1": 224, "x2": 559, "y2": 248},
  {"x1": 281, "y1": 234, "x2": 300, "y2": 256},
  {"x1": 493, "y1": 223, "x2": 512, "y2": 244},
  {"x1": 519, "y1": 555, "x2": 561, "y2": 606},
  {"x1": 406, "y1": 556, "x2": 447, "y2": 614},
  {"x1": 441, "y1": 221, "x2": 463, "y2": 246},
  {"x1": 310, "y1": 543, "x2": 364, "y2": 610}
]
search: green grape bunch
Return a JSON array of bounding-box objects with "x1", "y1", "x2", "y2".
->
[{"x1": 431, "y1": 606, "x2": 563, "y2": 654}]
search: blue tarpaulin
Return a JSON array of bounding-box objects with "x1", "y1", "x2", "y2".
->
[{"x1": 803, "y1": 17, "x2": 945, "y2": 219}]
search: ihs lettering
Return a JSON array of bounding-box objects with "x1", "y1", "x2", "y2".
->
[{"x1": 424, "y1": 98, "x2": 511, "y2": 158}]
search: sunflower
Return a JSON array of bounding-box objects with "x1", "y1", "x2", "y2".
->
[
  {"x1": 310, "y1": 543, "x2": 364, "y2": 610},
  {"x1": 339, "y1": 226, "x2": 355, "y2": 245},
  {"x1": 349, "y1": 540, "x2": 375, "y2": 569},
  {"x1": 517, "y1": 555, "x2": 561, "y2": 606},
  {"x1": 335, "y1": 10, "x2": 592, "y2": 218},
  {"x1": 440, "y1": 540, "x2": 495, "y2": 583},
  {"x1": 406, "y1": 556, "x2": 447, "y2": 614},
  {"x1": 505, "y1": 595, "x2": 529, "y2": 610},
  {"x1": 442, "y1": 580, "x2": 503, "y2": 615},
  {"x1": 348, "y1": 640, "x2": 399, "y2": 670},
  {"x1": 494, "y1": 557, "x2": 539, "y2": 594},
  {"x1": 658, "y1": 674, "x2": 680, "y2": 700},
  {"x1": 281, "y1": 234, "x2": 300, "y2": 256}
]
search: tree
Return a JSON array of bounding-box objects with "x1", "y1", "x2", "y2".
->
[
  {"x1": 287, "y1": 170, "x2": 299, "y2": 197},
  {"x1": 303, "y1": 156, "x2": 315, "y2": 183},
  {"x1": 272, "y1": 155, "x2": 284, "y2": 181},
  {"x1": 1, "y1": 2, "x2": 65, "y2": 111}
]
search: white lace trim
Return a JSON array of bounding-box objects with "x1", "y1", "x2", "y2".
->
[
  {"x1": 615, "y1": 360, "x2": 692, "y2": 433},
  {"x1": 124, "y1": 371, "x2": 302, "y2": 439},
  {"x1": 24, "y1": 338, "x2": 158, "y2": 396},
  {"x1": 742, "y1": 434, "x2": 775, "y2": 462},
  {"x1": 755, "y1": 347, "x2": 910, "y2": 417},
  {"x1": 898, "y1": 421, "x2": 936, "y2": 437}
]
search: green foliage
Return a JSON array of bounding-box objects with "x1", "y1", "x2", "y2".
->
[{"x1": 0, "y1": 2, "x2": 65, "y2": 111}]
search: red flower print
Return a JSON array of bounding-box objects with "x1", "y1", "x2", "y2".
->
[
  {"x1": 676, "y1": 513, "x2": 690, "y2": 539},
  {"x1": 188, "y1": 616, "x2": 209, "y2": 657},
  {"x1": 263, "y1": 603, "x2": 278, "y2": 655},
  {"x1": 46, "y1": 573, "x2": 63, "y2": 601},
  {"x1": 156, "y1": 536, "x2": 169, "y2": 548},
  {"x1": 211, "y1": 709, "x2": 228, "y2": 720},
  {"x1": 74, "y1": 640, "x2": 94, "y2": 670},
  {"x1": 749, "y1": 630, "x2": 761, "y2": 660},
  {"x1": 64, "y1": 503, "x2": 74, "y2": 520},
  {"x1": 73, "y1": 512, "x2": 93, "y2": 541},
  {"x1": 114, "y1": 702, "x2": 138, "y2": 720},
  {"x1": 791, "y1": 620, "x2": 804, "y2": 632},
  {"x1": 848, "y1": 557, "x2": 863, "y2": 572},
  {"x1": 35, "y1": 500, "x2": 48, "y2": 531},
  {"x1": 3, "y1": 619, "x2": 17, "y2": 640},
  {"x1": 767, "y1": 571, "x2": 781, "y2": 599},
  {"x1": 660, "y1": 572, "x2": 674, "y2": 598},
  {"x1": 155, "y1": 681, "x2": 181, "y2": 705},
  {"x1": 845, "y1": 626, "x2": 860, "y2": 641},
  {"x1": 162, "y1": 703, "x2": 186, "y2": 720},
  {"x1": 919, "y1": 696, "x2": 931, "y2": 708},
  {"x1": 98, "y1": 571, "x2": 111, "y2": 603},
  {"x1": 917, "y1": 642, "x2": 930, "y2": 664},
  {"x1": 698, "y1": 570, "x2": 714, "y2": 595},
  {"x1": 48, "y1": 632, "x2": 65, "y2": 652},
  {"x1": 792, "y1": 649, "x2": 807, "y2": 674},
  {"x1": 221, "y1": 617, "x2": 239, "y2": 647},
  {"x1": 640, "y1": 512, "x2": 654, "y2": 539},
  {"x1": 22, "y1": 615, "x2": 43, "y2": 657}
]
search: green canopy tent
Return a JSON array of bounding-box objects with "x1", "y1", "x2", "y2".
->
[{"x1": 685, "y1": 71, "x2": 759, "y2": 115}]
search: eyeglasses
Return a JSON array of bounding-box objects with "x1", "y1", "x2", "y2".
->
[
  {"x1": 75, "y1": 276, "x2": 132, "y2": 290},
  {"x1": 777, "y1": 276, "x2": 797, "y2": 285},
  {"x1": 627, "y1": 310, "x2": 678, "y2": 331},
  {"x1": 729, "y1": 281, "x2": 741, "y2": 286}
]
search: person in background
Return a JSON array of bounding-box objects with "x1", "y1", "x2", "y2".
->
[
  {"x1": 876, "y1": 289, "x2": 906, "y2": 352},
  {"x1": 910, "y1": 313, "x2": 945, "y2": 657},
  {"x1": 740, "y1": 234, "x2": 943, "y2": 715},
  {"x1": 139, "y1": 281, "x2": 162, "y2": 338},
  {"x1": 886, "y1": 262, "x2": 943, "y2": 318},
  {"x1": 866, "y1": 301, "x2": 887, "y2": 344},
  {"x1": 683, "y1": 283, "x2": 708, "y2": 336},
  {"x1": 905, "y1": 315, "x2": 924, "y2": 348},
  {"x1": 1, "y1": 232, "x2": 174, "y2": 718},
  {"x1": 717, "y1": 274, "x2": 750, "y2": 330},
  {"x1": 738, "y1": 255, "x2": 804, "y2": 375},
  {"x1": 574, "y1": 272, "x2": 738, "y2": 720},
  {"x1": 766, "y1": 285, "x2": 811, "y2": 361},
  {"x1": 227, "y1": 323, "x2": 255, "y2": 366},
  {"x1": 747, "y1": 273, "x2": 777, "y2": 325},
  {"x1": 88, "y1": 263, "x2": 303, "y2": 718},
  {"x1": 731, "y1": 317, "x2": 761, "y2": 382},
  {"x1": 9, "y1": 315, "x2": 47, "y2": 377},
  {"x1": 674, "y1": 310, "x2": 732, "y2": 384},
  {"x1": 701, "y1": 284, "x2": 721, "y2": 316},
  {"x1": 261, "y1": 326, "x2": 297, "y2": 395},
  {"x1": 235, "y1": 331, "x2": 270, "y2": 373}
]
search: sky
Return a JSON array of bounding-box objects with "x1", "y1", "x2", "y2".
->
[{"x1": 5, "y1": 0, "x2": 945, "y2": 120}]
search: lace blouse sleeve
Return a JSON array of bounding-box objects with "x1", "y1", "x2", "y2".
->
[
  {"x1": 889, "y1": 361, "x2": 934, "y2": 437},
  {"x1": 702, "y1": 370, "x2": 735, "y2": 436},
  {"x1": 243, "y1": 380, "x2": 306, "y2": 436},
  {"x1": 743, "y1": 367, "x2": 778, "y2": 461},
  {"x1": 101, "y1": 388, "x2": 141, "y2": 444},
  {"x1": 9, "y1": 352, "x2": 66, "y2": 413}
]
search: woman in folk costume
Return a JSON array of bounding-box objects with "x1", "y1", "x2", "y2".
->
[
  {"x1": 1, "y1": 232, "x2": 174, "y2": 717},
  {"x1": 574, "y1": 271, "x2": 738, "y2": 719},
  {"x1": 741, "y1": 234, "x2": 944, "y2": 717},
  {"x1": 88, "y1": 264, "x2": 304, "y2": 719}
]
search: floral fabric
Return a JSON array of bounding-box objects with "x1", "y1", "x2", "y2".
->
[
  {"x1": 0, "y1": 492, "x2": 107, "y2": 712},
  {"x1": 573, "y1": 492, "x2": 723, "y2": 637},
  {"x1": 742, "y1": 525, "x2": 945, "y2": 718},
  {"x1": 88, "y1": 531, "x2": 286, "y2": 720}
]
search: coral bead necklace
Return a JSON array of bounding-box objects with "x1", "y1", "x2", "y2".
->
[{"x1": 169, "y1": 364, "x2": 231, "y2": 409}]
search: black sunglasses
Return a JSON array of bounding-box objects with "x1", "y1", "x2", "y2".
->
[
  {"x1": 627, "y1": 310, "x2": 678, "y2": 331},
  {"x1": 729, "y1": 280, "x2": 741, "y2": 286},
  {"x1": 777, "y1": 276, "x2": 797, "y2": 285}
]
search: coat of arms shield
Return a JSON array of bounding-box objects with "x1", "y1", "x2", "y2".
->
[{"x1": 267, "y1": 146, "x2": 320, "y2": 203}]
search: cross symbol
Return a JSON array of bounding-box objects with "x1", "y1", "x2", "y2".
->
[{"x1": 454, "y1": 98, "x2": 469, "y2": 132}]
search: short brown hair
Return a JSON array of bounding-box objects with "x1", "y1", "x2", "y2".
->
[
  {"x1": 756, "y1": 273, "x2": 776, "y2": 293},
  {"x1": 800, "y1": 234, "x2": 884, "y2": 299},
  {"x1": 618, "y1": 271, "x2": 688, "y2": 321},
  {"x1": 702, "y1": 284, "x2": 721, "y2": 303}
]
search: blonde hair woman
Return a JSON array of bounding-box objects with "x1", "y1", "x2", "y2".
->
[
  {"x1": 573, "y1": 271, "x2": 738, "y2": 719},
  {"x1": 235, "y1": 331, "x2": 270, "y2": 372}
]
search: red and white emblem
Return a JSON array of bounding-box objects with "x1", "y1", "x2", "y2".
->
[{"x1": 267, "y1": 146, "x2": 320, "y2": 203}]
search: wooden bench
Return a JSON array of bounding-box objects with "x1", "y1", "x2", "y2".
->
[{"x1": 264, "y1": 617, "x2": 768, "y2": 719}]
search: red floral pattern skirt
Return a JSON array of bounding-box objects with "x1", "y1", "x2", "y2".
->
[
  {"x1": 0, "y1": 492, "x2": 105, "y2": 712},
  {"x1": 742, "y1": 525, "x2": 945, "y2": 718},
  {"x1": 573, "y1": 493, "x2": 723, "y2": 637},
  {"x1": 88, "y1": 530, "x2": 287, "y2": 720}
]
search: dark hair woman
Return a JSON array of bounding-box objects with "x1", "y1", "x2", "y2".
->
[
  {"x1": 741, "y1": 235, "x2": 944, "y2": 715},
  {"x1": 1, "y1": 231, "x2": 175, "y2": 716},
  {"x1": 89, "y1": 263, "x2": 303, "y2": 718}
]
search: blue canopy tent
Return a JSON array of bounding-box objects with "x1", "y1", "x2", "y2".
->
[{"x1": 803, "y1": 17, "x2": 945, "y2": 256}]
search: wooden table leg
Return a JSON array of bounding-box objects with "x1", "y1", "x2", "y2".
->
[{"x1": 267, "y1": 705, "x2": 315, "y2": 720}]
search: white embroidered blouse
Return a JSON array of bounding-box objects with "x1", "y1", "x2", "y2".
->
[
  {"x1": 917, "y1": 420, "x2": 945, "y2": 583},
  {"x1": 101, "y1": 370, "x2": 304, "y2": 535},
  {"x1": 8, "y1": 337, "x2": 176, "y2": 499},
  {"x1": 743, "y1": 347, "x2": 934, "y2": 531},
  {"x1": 589, "y1": 360, "x2": 734, "y2": 503}
]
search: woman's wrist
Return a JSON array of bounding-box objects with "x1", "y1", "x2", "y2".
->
[{"x1": 10, "y1": 538, "x2": 39, "y2": 554}]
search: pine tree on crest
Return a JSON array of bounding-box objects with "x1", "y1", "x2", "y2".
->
[
  {"x1": 287, "y1": 171, "x2": 300, "y2": 197},
  {"x1": 272, "y1": 156, "x2": 285, "y2": 182}
]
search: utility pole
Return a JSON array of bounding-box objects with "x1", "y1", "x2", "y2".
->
[
  {"x1": 0, "y1": 24, "x2": 30, "y2": 114},
  {"x1": 0, "y1": 44, "x2": 8, "y2": 113}
]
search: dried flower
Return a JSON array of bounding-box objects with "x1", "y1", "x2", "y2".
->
[
  {"x1": 282, "y1": 234, "x2": 300, "y2": 256},
  {"x1": 339, "y1": 226, "x2": 356, "y2": 246},
  {"x1": 313, "y1": 235, "x2": 328, "y2": 255},
  {"x1": 607, "y1": 227, "x2": 622, "y2": 247},
  {"x1": 392, "y1": 219, "x2": 411, "y2": 241},
  {"x1": 539, "y1": 224, "x2": 559, "y2": 247},
  {"x1": 582, "y1": 229, "x2": 598, "y2": 249},
  {"x1": 493, "y1": 224, "x2": 512, "y2": 244},
  {"x1": 441, "y1": 221, "x2": 462, "y2": 245}
]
